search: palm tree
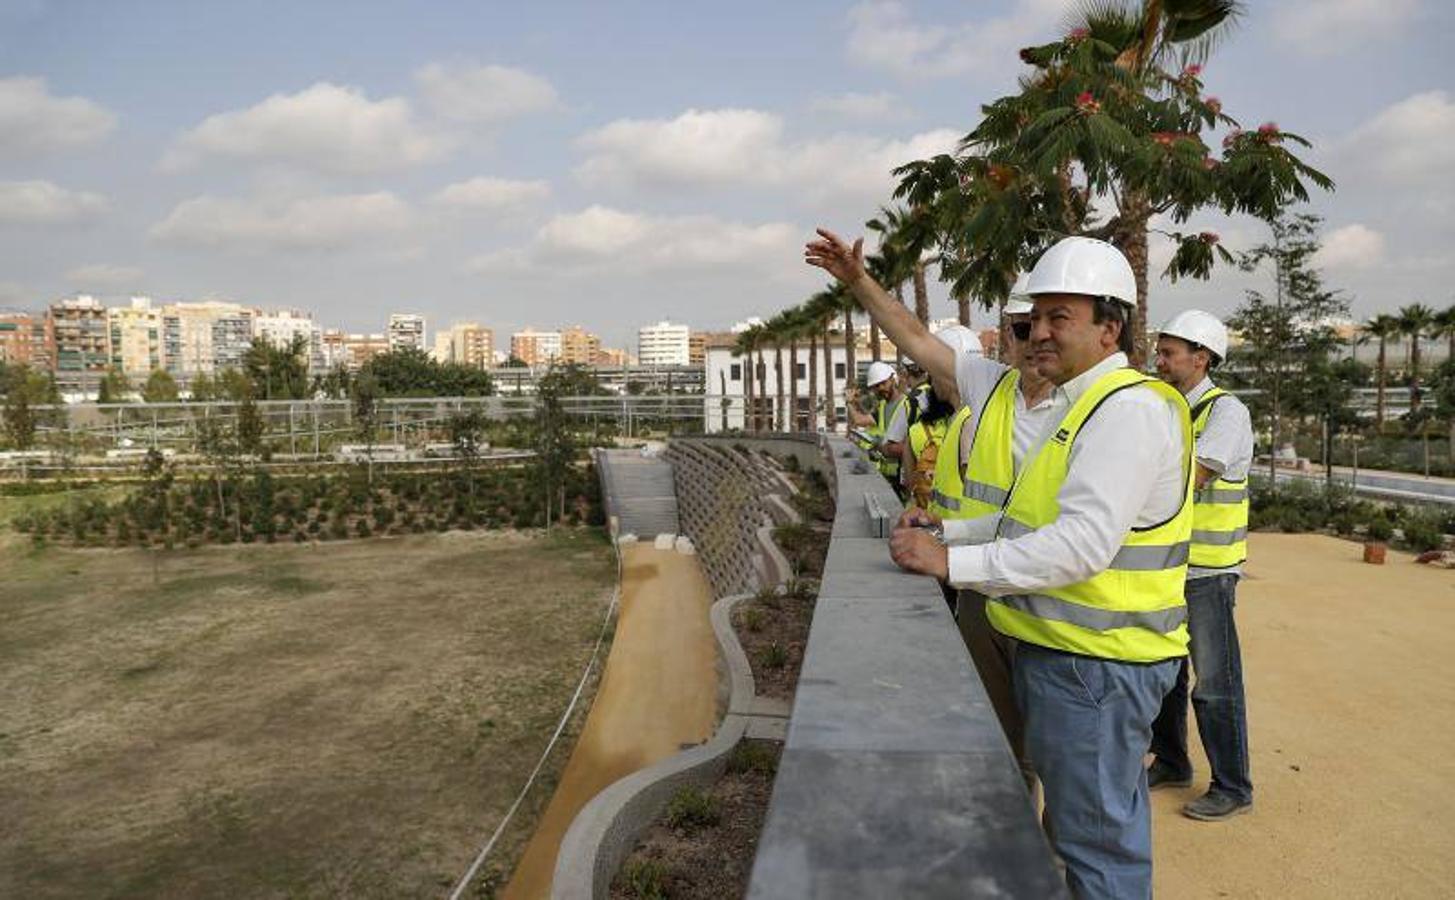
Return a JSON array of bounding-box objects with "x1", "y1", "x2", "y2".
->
[
  {"x1": 731, "y1": 329, "x2": 752, "y2": 432},
  {"x1": 867, "y1": 204, "x2": 936, "y2": 326},
  {"x1": 1399, "y1": 303, "x2": 1435, "y2": 413},
  {"x1": 783, "y1": 307, "x2": 804, "y2": 431},
  {"x1": 1433, "y1": 305, "x2": 1455, "y2": 371},
  {"x1": 806, "y1": 290, "x2": 839, "y2": 430},
  {"x1": 1365, "y1": 314, "x2": 1400, "y2": 430},
  {"x1": 766, "y1": 312, "x2": 789, "y2": 431}
]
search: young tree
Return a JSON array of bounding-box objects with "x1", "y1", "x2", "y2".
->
[
  {"x1": 1, "y1": 364, "x2": 58, "y2": 449},
  {"x1": 97, "y1": 367, "x2": 131, "y2": 403},
  {"x1": 532, "y1": 370, "x2": 576, "y2": 528},
  {"x1": 892, "y1": 1, "x2": 1331, "y2": 362},
  {"x1": 1226, "y1": 212, "x2": 1349, "y2": 486},
  {"x1": 447, "y1": 409, "x2": 487, "y2": 501},
  {"x1": 351, "y1": 371, "x2": 381, "y2": 484},
  {"x1": 142, "y1": 369, "x2": 180, "y2": 403},
  {"x1": 1397, "y1": 302, "x2": 1435, "y2": 413}
]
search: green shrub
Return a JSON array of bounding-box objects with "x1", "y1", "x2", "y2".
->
[
  {"x1": 663, "y1": 786, "x2": 720, "y2": 833},
  {"x1": 757, "y1": 641, "x2": 789, "y2": 670},
  {"x1": 742, "y1": 608, "x2": 764, "y2": 632},
  {"x1": 726, "y1": 740, "x2": 778, "y2": 776},
  {"x1": 618, "y1": 858, "x2": 668, "y2": 900},
  {"x1": 1366, "y1": 515, "x2": 1394, "y2": 542},
  {"x1": 1400, "y1": 511, "x2": 1444, "y2": 553}
]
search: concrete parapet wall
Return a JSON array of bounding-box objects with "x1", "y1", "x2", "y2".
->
[{"x1": 746, "y1": 435, "x2": 1068, "y2": 899}]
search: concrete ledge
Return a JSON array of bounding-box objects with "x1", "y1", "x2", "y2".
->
[{"x1": 552, "y1": 592, "x2": 761, "y2": 900}]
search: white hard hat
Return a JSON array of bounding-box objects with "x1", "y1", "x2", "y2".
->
[
  {"x1": 1160, "y1": 309, "x2": 1228, "y2": 362},
  {"x1": 934, "y1": 324, "x2": 981, "y2": 357},
  {"x1": 1005, "y1": 273, "x2": 1033, "y2": 316},
  {"x1": 865, "y1": 360, "x2": 896, "y2": 387},
  {"x1": 1025, "y1": 236, "x2": 1137, "y2": 307}
]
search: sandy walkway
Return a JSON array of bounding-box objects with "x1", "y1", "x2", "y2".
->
[
  {"x1": 1153, "y1": 533, "x2": 1455, "y2": 899},
  {"x1": 502, "y1": 542, "x2": 719, "y2": 900}
]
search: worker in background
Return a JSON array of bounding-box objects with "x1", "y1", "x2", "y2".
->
[
  {"x1": 848, "y1": 360, "x2": 909, "y2": 489},
  {"x1": 1147, "y1": 309, "x2": 1255, "y2": 822},
  {"x1": 901, "y1": 335, "x2": 969, "y2": 508},
  {"x1": 808, "y1": 228, "x2": 1192, "y2": 900}
]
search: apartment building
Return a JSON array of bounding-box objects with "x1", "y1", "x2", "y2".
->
[
  {"x1": 638, "y1": 320, "x2": 690, "y2": 367},
  {"x1": 560, "y1": 326, "x2": 601, "y2": 366},
  {"x1": 510, "y1": 328, "x2": 562, "y2": 367},
  {"x1": 387, "y1": 313, "x2": 427, "y2": 353},
  {"x1": 0, "y1": 311, "x2": 54, "y2": 370},
  {"x1": 50, "y1": 296, "x2": 110, "y2": 396},
  {"x1": 435, "y1": 322, "x2": 494, "y2": 369}
]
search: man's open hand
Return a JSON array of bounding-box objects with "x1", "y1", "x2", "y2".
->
[
  {"x1": 804, "y1": 228, "x2": 866, "y2": 285},
  {"x1": 889, "y1": 524, "x2": 949, "y2": 581}
]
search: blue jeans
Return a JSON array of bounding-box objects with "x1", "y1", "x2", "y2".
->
[
  {"x1": 1015, "y1": 643, "x2": 1180, "y2": 900},
  {"x1": 1150, "y1": 574, "x2": 1253, "y2": 802}
]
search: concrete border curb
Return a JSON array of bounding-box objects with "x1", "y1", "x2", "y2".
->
[{"x1": 551, "y1": 591, "x2": 760, "y2": 899}]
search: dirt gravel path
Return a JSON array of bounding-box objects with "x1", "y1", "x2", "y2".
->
[
  {"x1": 1152, "y1": 532, "x2": 1455, "y2": 899},
  {"x1": 502, "y1": 542, "x2": 719, "y2": 900}
]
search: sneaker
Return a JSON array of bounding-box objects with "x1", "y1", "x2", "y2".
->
[
  {"x1": 1147, "y1": 760, "x2": 1193, "y2": 791},
  {"x1": 1182, "y1": 790, "x2": 1253, "y2": 821}
]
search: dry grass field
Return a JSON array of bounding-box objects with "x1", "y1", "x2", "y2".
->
[{"x1": 0, "y1": 525, "x2": 615, "y2": 899}]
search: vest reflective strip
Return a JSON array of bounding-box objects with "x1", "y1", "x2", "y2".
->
[
  {"x1": 1111, "y1": 542, "x2": 1189, "y2": 570},
  {"x1": 963, "y1": 480, "x2": 1010, "y2": 507},
  {"x1": 1001, "y1": 516, "x2": 1189, "y2": 570},
  {"x1": 996, "y1": 593, "x2": 1188, "y2": 633},
  {"x1": 1197, "y1": 487, "x2": 1247, "y2": 504},
  {"x1": 1191, "y1": 526, "x2": 1248, "y2": 546},
  {"x1": 930, "y1": 489, "x2": 962, "y2": 511}
]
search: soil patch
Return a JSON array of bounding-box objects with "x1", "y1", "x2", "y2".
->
[
  {"x1": 609, "y1": 741, "x2": 782, "y2": 900},
  {"x1": 0, "y1": 527, "x2": 615, "y2": 899},
  {"x1": 730, "y1": 589, "x2": 816, "y2": 700}
]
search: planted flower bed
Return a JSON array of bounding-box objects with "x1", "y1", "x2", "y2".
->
[{"x1": 10, "y1": 463, "x2": 603, "y2": 549}]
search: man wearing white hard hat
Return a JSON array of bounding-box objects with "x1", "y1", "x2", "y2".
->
[
  {"x1": 1149, "y1": 309, "x2": 1255, "y2": 822},
  {"x1": 848, "y1": 359, "x2": 909, "y2": 486},
  {"x1": 809, "y1": 229, "x2": 1193, "y2": 900}
]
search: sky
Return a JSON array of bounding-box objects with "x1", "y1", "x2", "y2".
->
[{"x1": 0, "y1": 0, "x2": 1451, "y2": 349}]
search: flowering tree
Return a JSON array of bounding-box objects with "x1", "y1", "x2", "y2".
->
[{"x1": 892, "y1": 0, "x2": 1332, "y2": 361}]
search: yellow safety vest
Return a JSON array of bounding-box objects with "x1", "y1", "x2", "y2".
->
[
  {"x1": 985, "y1": 367, "x2": 1193, "y2": 663},
  {"x1": 871, "y1": 394, "x2": 908, "y2": 479},
  {"x1": 1189, "y1": 387, "x2": 1249, "y2": 570},
  {"x1": 928, "y1": 369, "x2": 1019, "y2": 520}
]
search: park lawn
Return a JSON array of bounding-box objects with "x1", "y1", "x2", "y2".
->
[{"x1": 0, "y1": 527, "x2": 615, "y2": 899}]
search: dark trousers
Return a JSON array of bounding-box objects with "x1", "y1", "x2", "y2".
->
[{"x1": 1149, "y1": 573, "x2": 1253, "y2": 802}]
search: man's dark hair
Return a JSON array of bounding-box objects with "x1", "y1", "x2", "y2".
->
[{"x1": 1091, "y1": 298, "x2": 1135, "y2": 356}]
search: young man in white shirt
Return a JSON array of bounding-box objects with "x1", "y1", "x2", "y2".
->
[{"x1": 1149, "y1": 310, "x2": 1255, "y2": 822}]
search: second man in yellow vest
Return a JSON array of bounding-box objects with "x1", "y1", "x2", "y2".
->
[{"x1": 1148, "y1": 309, "x2": 1255, "y2": 822}]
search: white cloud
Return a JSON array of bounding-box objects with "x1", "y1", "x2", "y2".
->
[
  {"x1": 414, "y1": 62, "x2": 560, "y2": 124},
  {"x1": 809, "y1": 91, "x2": 904, "y2": 120},
  {"x1": 1315, "y1": 224, "x2": 1386, "y2": 270},
  {"x1": 845, "y1": 0, "x2": 1070, "y2": 80},
  {"x1": 1337, "y1": 91, "x2": 1455, "y2": 189},
  {"x1": 577, "y1": 108, "x2": 785, "y2": 187},
  {"x1": 0, "y1": 76, "x2": 116, "y2": 157},
  {"x1": 430, "y1": 176, "x2": 551, "y2": 211},
  {"x1": 162, "y1": 82, "x2": 452, "y2": 174},
  {"x1": 149, "y1": 191, "x2": 411, "y2": 252},
  {"x1": 0, "y1": 179, "x2": 109, "y2": 224},
  {"x1": 575, "y1": 107, "x2": 959, "y2": 205},
  {"x1": 65, "y1": 263, "x2": 145, "y2": 288},
  {"x1": 467, "y1": 205, "x2": 800, "y2": 277},
  {"x1": 1271, "y1": 0, "x2": 1420, "y2": 56}
]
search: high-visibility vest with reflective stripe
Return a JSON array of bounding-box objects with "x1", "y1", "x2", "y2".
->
[
  {"x1": 985, "y1": 367, "x2": 1193, "y2": 663},
  {"x1": 1189, "y1": 387, "x2": 1249, "y2": 569},
  {"x1": 872, "y1": 394, "x2": 908, "y2": 478},
  {"x1": 927, "y1": 405, "x2": 974, "y2": 519},
  {"x1": 928, "y1": 369, "x2": 1019, "y2": 520}
]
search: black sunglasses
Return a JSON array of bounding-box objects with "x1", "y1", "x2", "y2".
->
[{"x1": 1010, "y1": 321, "x2": 1032, "y2": 341}]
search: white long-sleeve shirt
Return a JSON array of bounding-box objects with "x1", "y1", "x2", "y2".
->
[{"x1": 945, "y1": 352, "x2": 1187, "y2": 595}]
